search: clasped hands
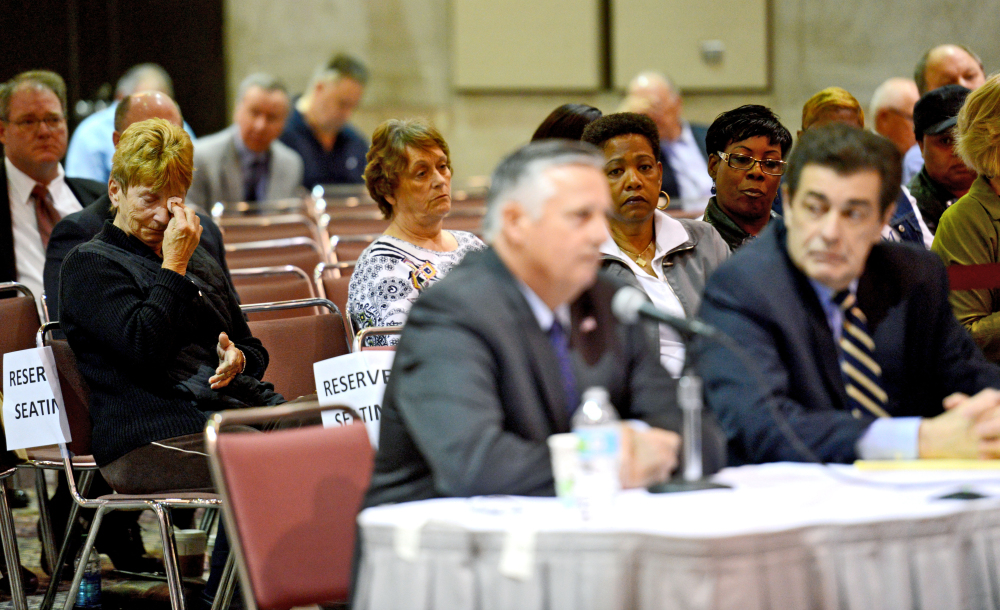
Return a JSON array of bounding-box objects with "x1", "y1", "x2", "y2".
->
[
  {"x1": 209, "y1": 332, "x2": 245, "y2": 389},
  {"x1": 619, "y1": 425, "x2": 681, "y2": 488},
  {"x1": 919, "y1": 388, "x2": 1000, "y2": 459}
]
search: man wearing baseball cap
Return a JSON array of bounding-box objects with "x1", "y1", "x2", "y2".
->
[{"x1": 908, "y1": 84, "x2": 977, "y2": 234}]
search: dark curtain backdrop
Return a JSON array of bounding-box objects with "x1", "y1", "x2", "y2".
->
[{"x1": 0, "y1": 0, "x2": 227, "y2": 138}]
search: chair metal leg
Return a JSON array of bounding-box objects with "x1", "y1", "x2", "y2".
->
[
  {"x1": 0, "y1": 476, "x2": 28, "y2": 610},
  {"x1": 34, "y1": 469, "x2": 58, "y2": 574},
  {"x1": 198, "y1": 507, "x2": 218, "y2": 533},
  {"x1": 38, "y1": 469, "x2": 94, "y2": 610},
  {"x1": 153, "y1": 503, "x2": 187, "y2": 610},
  {"x1": 62, "y1": 504, "x2": 105, "y2": 610},
  {"x1": 210, "y1": 552, "x2": 238, "y2": 610}
]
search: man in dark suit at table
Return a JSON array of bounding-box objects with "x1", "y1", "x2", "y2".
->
[
  {"x1": 365, "y1": 140, "x2": 714, "y2": 508},
  {"x1": 0, "y1": 71, "x2": 104, "y2": 312},
  {"x1": 45, "y1": 91, "x2": 232, "y2": 321},
  {"x1": 698, "y1": 123, "x2": 1000, "y2": 465}
]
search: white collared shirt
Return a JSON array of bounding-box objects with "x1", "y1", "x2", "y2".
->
[
  {"x1": 600, "y1": 209, "x2": 689, "y2": 376},
  {"x1": 664, "y1": 122, "x2": 714, "y2": 204},
  {"x1": 6, "y1": 157, "x2": 83, "y2": 313},
  {"x1": 517, "y1": 280, "x2": 570, "y2": 333}
]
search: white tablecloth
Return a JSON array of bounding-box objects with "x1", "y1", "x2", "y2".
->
[{"x1": 354, "y1": 463, "x2": 1000, "y2": 610}]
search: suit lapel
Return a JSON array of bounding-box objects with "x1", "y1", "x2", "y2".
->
[
  {"x1": 484, "y1": 249, "x2": 571, "y2": 432},
  {"x1": 222, "y1": 130, "x2": 244, "y2": 203},
  {"x1": 776, "y1": 220, "x2": 849, "y2": 410},
  {"x1": 0, "y1": 166, "x2": 15, "y2": 282}
]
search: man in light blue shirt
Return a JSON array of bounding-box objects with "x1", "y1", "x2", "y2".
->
[{"x1": 65, "y1": 63, "x2": 194, "y2": 183}]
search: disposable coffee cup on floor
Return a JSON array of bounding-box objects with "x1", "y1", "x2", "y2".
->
[
  {"x1": 547, "y1": 432, "x2": 580, "y2": 507},
  {"x1": 174, "y1": 529, "x2": 208, "y2": 578}
]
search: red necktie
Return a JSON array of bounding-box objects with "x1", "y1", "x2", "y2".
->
[{"x1": 30, "y1": 184, "x2": 60, "y2": 248}]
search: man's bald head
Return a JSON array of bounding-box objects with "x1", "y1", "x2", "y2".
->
[
  {"x1": 916, "y1": 44, "x2": 985, "y2": 95},
  {"x1": 623, "y1": 72, "x2": 683, "y2": 141},
  {"x1": 112, "y1": 91, "x2": 182, "y2": 146},
  {"x1": 869, "y1": 78, "x2": 920, "y2": 155}
]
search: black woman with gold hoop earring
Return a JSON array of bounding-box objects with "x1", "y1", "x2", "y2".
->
[{"x1": 582, "y1": 112, "x2": 730, "y2": 376}]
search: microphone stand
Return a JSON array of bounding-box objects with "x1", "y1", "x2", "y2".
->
[{"x1": 648, "y1": 353, "x2": 730, "y2": 493}]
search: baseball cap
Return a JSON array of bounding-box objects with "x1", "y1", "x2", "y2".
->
[{"x1": 914, "y1": 84, "x2": 971, "y2": 140}]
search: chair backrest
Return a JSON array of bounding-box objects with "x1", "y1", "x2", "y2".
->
[
  {"x1": 316, "y1": 264, "x2": 356, "y2": 345},
  {"x1": 353, "y1": 326, "x2": 400, "y2": 352},
  {"x1": 325, "y1": 212, "x2": 390, "y2": 237},
  {"x1": 329, "y1": 234, "x2": 376, "y2": 264},
  {"x1": 206, "y1": 403, "x2": 374, "y2": 609},
  {"x1": 231, "y1": 267, "x2": 318, "y2": 320},
  {"x1": 226, "y1": 238, "x2": 326, "y2": 273},
  {"x1": 947, "y1": 263, "x2": 1000, "y2": 291},
  {"x1": 243, "y1": 299, "x2": 350, "y2": 399},
  {"x1": 38, "y1": 325, "x2": 92, "y2": 457},
  {"x1": 0, "y1": 283, "x2": 40, "y2": 356},
  {"x1": 220, "y1": 215, "x2": 322, "y2": 245}
]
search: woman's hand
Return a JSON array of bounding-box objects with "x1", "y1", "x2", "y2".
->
[
  {"x1": 210, "y1": 332, "x2": 245, "y2": 389},
  {"x1": 161, "y1": 199, "x2": 202, "y2": 275}
]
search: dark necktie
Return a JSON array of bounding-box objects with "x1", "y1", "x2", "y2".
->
[
  {"x1": 660, "y1": 142, "x2": 679, "y2": 199},
  {"x1": 833, "y1": 291, "x2": 890, "y2": 419},
  {"x1": 548, "y1": 319, "x2": 579, "y2": 415},
  {"x1": 30, "y1": 184, "x2": 59, "y2": 248},
  {"x1": 244, "y1": 157, "x2": 268, "y2": 202}
]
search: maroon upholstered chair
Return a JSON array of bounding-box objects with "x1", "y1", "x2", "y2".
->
[{"x1": 205, "y1": 402, "x2": 373, "y2": 610}]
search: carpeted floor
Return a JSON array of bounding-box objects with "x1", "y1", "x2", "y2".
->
[{"x1": 1, "y1": 484, "x2": 207, "y2": 610}]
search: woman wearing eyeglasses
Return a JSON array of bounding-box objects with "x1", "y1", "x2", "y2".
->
[
  {"x1": 582, "y1": 113, "x2": 729, "y2": 376},
  {"x1": 703, "y1": 105, "x2": 793, "y2": 250}
]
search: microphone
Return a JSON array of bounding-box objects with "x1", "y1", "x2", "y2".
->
[{"x1": 611, "y1": 286, "x2": 719, "y2": 338}]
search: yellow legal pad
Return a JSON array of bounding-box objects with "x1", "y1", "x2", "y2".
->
[{"x1": 855, "y1": 460, "x2": 1000, "y2": 471}]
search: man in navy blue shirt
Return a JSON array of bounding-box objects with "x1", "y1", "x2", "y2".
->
[{"x1": 280, "y1": 53, "x2": 369, "y2": 188}]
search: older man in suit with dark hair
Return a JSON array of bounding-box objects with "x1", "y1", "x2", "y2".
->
[
  {"x1": 364, "y1": 140, "x2": 725, "y2": 509},
  {"x1": 187, "y1": 72, "x2": 303, "y2": 207},
  {"x1": 698, "y1": 123, "x2": 1000, "y2": 465}
]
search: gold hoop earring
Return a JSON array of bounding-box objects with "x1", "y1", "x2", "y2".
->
[{"x1": 657, "y1": 191, "x2": 670, "y2": 210}]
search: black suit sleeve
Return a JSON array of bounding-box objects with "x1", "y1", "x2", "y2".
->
[
  {"x1": 697, "y1": 274, "x2": 870, "y2": 464},
  {"x1": 45, "y1": 216, "x2": 94, "y2": 321},
  {"x1": 387, "y1": 304, "x2": 556, "y2": 498}
]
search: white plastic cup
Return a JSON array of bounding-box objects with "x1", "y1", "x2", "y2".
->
[
  {"x1": 174, "y1": 529, "x2": 208, "y2": 577},
  {"x1": 547, "y1": 433, "x2": 581, "y2": 507}
]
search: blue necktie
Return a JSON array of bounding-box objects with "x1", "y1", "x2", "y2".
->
[
  {"x1": 245, "y1": 157, "x2": 268, "y2": 202},
  {"x1": 548, "y1": 320, "x2": 579, "y2": 415},
  {"x1": 833, "y1": 291, "x2": 890, "y2": 418}
]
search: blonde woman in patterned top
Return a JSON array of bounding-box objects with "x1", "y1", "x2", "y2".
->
[{"x1": 348, "y1": 119, "x2": 485, "y2": 343}]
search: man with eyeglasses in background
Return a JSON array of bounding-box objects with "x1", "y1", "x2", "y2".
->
[
  {"x1": 703, "y1": 105, "x2": 793, "y2": 251},
  {"x1": 0, "y1": 70, "x2": 103, "y2": 313}
]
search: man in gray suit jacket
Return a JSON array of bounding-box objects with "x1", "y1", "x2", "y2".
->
[
  {"x1": 187, "y1": 73, "x2": 303, "y2": 207},
  {"x1": 364, "y1": 140, "x2": 715, "y2": 509}
]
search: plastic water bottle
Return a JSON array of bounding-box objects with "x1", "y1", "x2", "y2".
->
[
  {"x1": 571, "y1": 387, "x2": 621, "y2": 520},
  {"x1": 73, "y1": 546, "x2": 102, "y2": 609}
]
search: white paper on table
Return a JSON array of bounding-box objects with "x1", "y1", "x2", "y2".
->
[
  {"x1": 314, "y1": 351, "x2": 395, "y2": 448},
  {"x1": 3, "y1": 347, "x2": 70, "y2": 450}
]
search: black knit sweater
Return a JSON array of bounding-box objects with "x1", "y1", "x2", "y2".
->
[{"x1": 60, "y1": 222, "x2": 282, "y2": 465}]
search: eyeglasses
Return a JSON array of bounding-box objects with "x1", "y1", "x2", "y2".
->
[
  {"x1": 3, "y1": 115, "x2": 66, "y2": 131},
  {"x1": 717, "y1": 151, "x2": 787, "y2": 176}
]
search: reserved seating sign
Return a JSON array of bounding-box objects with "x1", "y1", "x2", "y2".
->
[
  {"x1": 3, "y1": 346, "x2": 70, "y2": 450},
  {"x1": 314, "y1": 351, "x2": 394, "y2": 448}
]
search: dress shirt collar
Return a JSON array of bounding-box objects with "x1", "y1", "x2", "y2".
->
[
  {"x1": 809, "y1": 277, "x2": 858, "y2": 341},
  {"x1": 5, "y1": 156, "x2": 68, "y2": 207},
  {"x1": 232, "y1": 128, "x2": 269, "y2": 172},
  {"x1": 599, "y1": 209, "x2": 690, "y2": 278},
  {"x1": 517, "y1": 280, "x2": 570, "y2": 332}
]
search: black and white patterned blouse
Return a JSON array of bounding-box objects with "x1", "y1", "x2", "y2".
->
[{"x1": 347, "y1": 231, "x2": 486, "y2": 344}]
